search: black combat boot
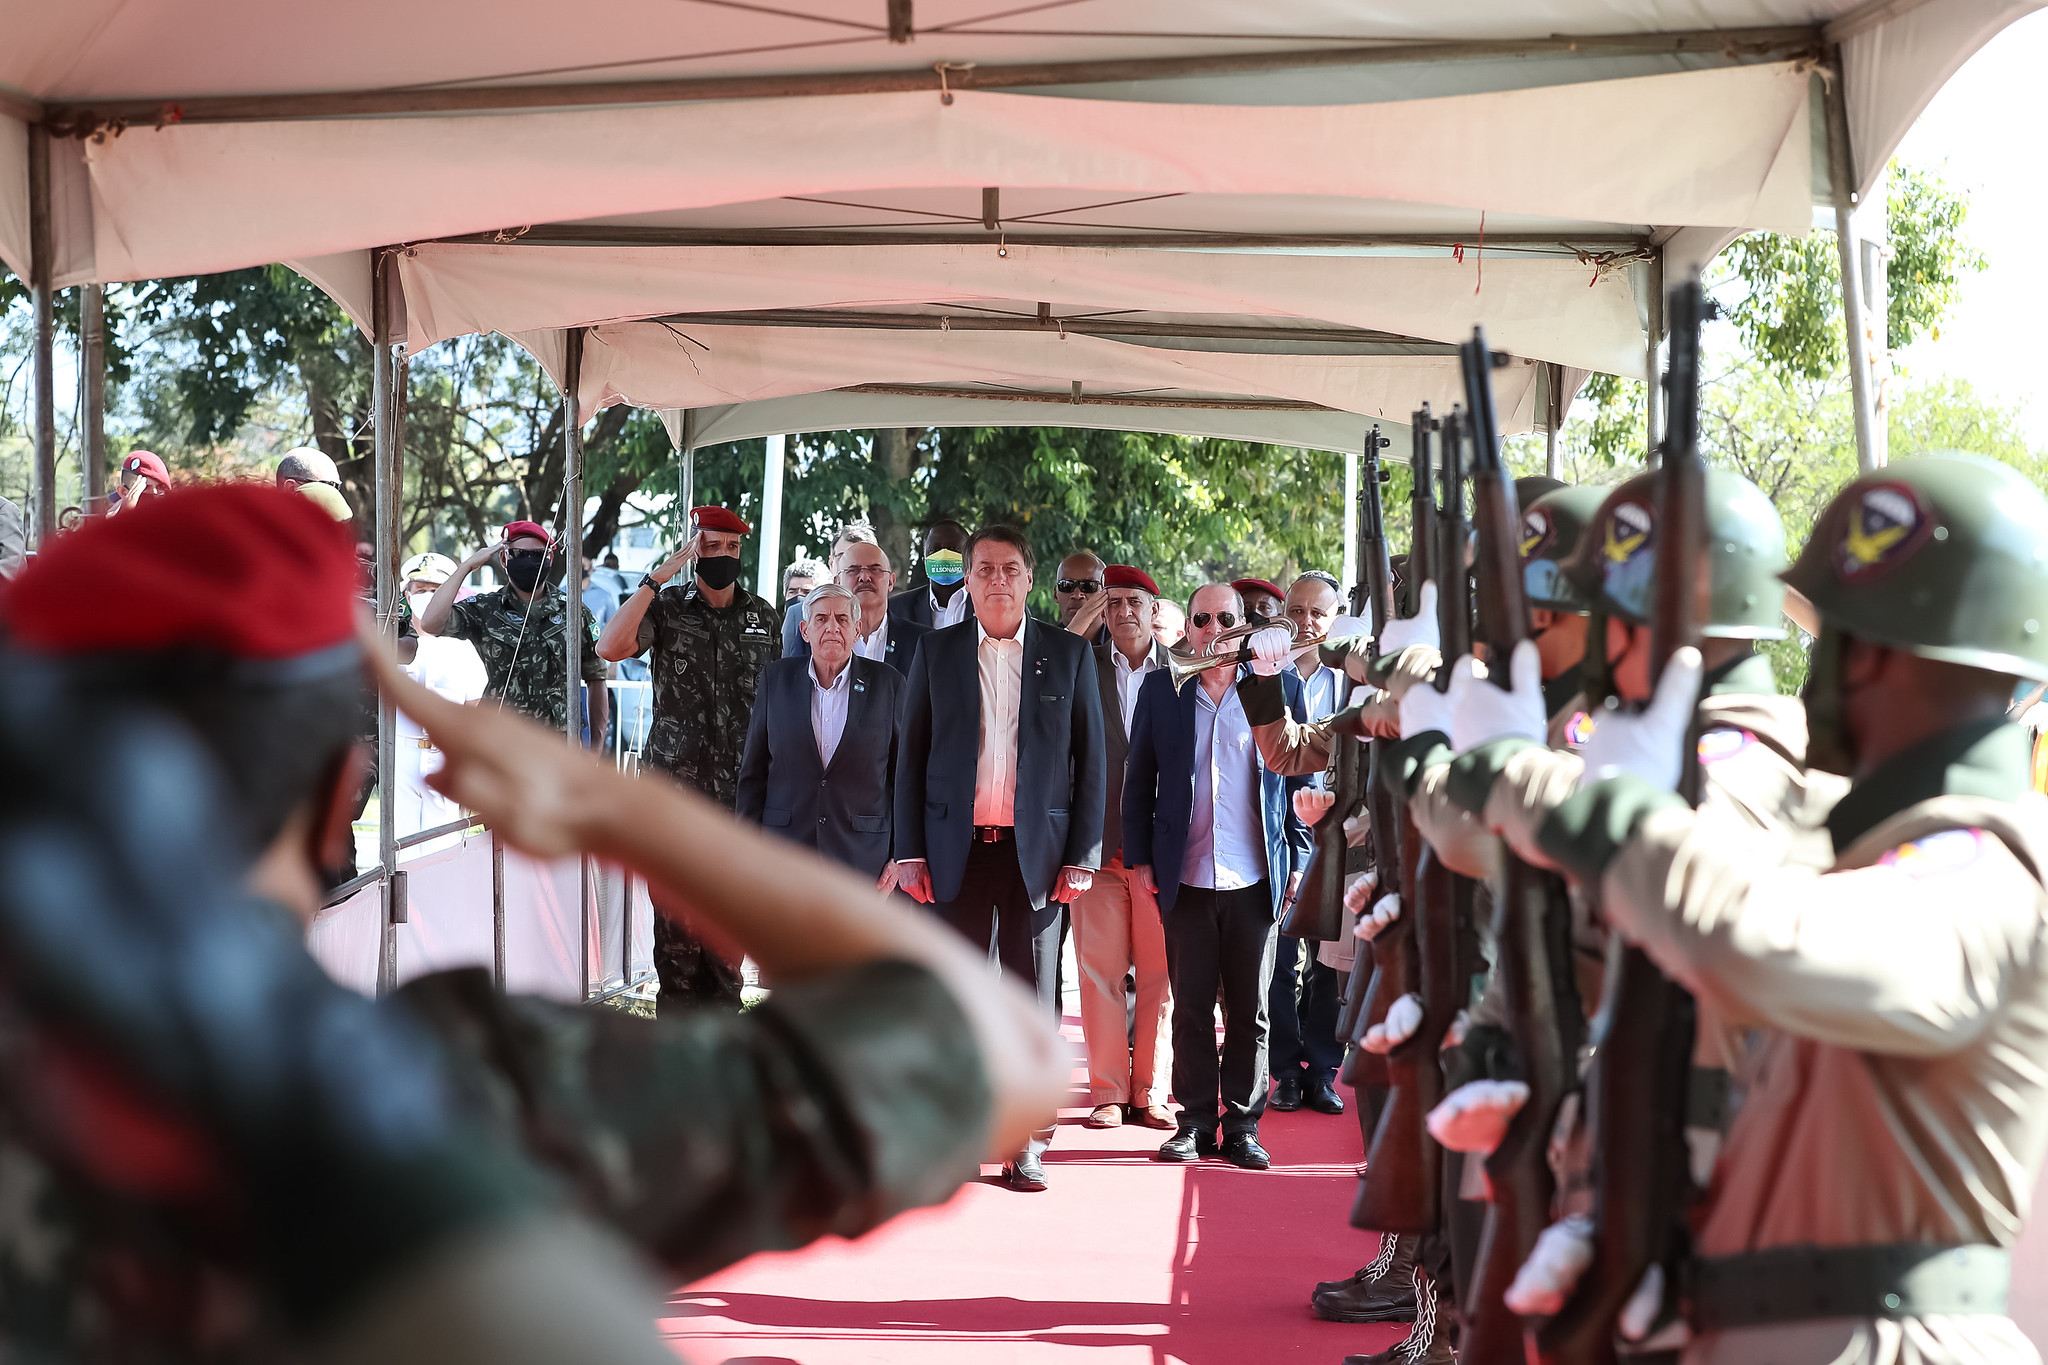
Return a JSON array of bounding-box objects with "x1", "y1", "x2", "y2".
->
[
  {"x1": 1341, "y1": 1268, "x2": 1453, "y2": 1364},
  {"x1": 1313, "y1": 1232, "x2": 1417, "y2": 1322}
]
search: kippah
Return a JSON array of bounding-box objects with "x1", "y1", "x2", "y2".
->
[
  {"x1": 1104, "y1": 565, "x2": 1160, "y2": 596},
  {"x1": 502, "y1": 520, "x2": 553, "y2": 547},
  {"x1": 1232, "y1": 577, "x2": 1284, "y2": 599},
  {"x1": 692, "y1": 505, "x2": 752, "y2": 534},
  {"x1": 3, "y1": 483, "x2": 360, "y2": 662}
]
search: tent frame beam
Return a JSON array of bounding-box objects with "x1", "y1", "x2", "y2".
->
[
  {"x1": 37, "y1": 25, "x2": 1823, "y2": 133},
  {"x1": 644, "y1": 309, "x2": 1461, "y2": 352},
  {"x1": 27, "y1": 124, "x2": 54, "y2": 547},
  {"x1": 839, "y1": 383, "x2": 1332, "y2": 412},
  {"x1": 445, "y1": 226, "x2": 1648, "y2": 253}
]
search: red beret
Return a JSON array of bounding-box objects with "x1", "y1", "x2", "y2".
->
[
  {"x1": 3, "y1": 483, "x2": 359, "y2": 662},
  {"x1": 1232, "y1": 577, "x2": 1283, "y2": 599},
  {"x1": 502, "y1": 520, "x2": 553, "y2": 548},
  {"x1": 122, "y1": 450, "x2": 170, "y2": 488},
  {"x1": 1104, "y1": 565, "x2": 1160, "y2": 596},
  {"x1": 692, "y1": 505, "x2": 751, "y2": 535}
]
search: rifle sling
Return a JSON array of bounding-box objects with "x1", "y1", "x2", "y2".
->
[{"x1": 1689, "y1": 1244, "x2": 2008, "y2": 1330}]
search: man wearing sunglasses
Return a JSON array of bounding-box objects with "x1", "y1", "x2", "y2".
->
[
  {"x1": 423, "y1": 520, "x2": 609, "y2": 743},
  {"x1": 1056, "y1": 550, "x2": 1109, "y2": 646},
  {"x1": 1125, "y1": 583, "x2": 1314, "y2": 1170}
]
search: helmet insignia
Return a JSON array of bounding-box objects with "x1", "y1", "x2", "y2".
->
[
  {"x1": 1520, "y1": 508, "x2": 1555, "y2": 561},
  {"x1": 1836, "y1": 482, "x2": 1931, "y2": 582}
]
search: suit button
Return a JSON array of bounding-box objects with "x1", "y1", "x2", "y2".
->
[{"x1": 818, "y1": 817, "x2": 828, "y2": 825}]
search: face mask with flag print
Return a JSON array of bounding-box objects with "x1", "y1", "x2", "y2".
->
[{"x1": 925, "y1": 549, "x2": 965, "y2": 585}]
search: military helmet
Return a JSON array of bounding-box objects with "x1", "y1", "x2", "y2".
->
[
  {"x1": 1515, "y1": 475, "x2": 1567, "y2": 508},
  {"x1": 1782, "y1": 453, "x2": 2048, "y2": 681},
  {"x1": 1561, "y1": 466, "x2": 1788, "y2": 639},
  {"x1": 1519, "y1": 485, "x2": 1607, "y2": 613}
]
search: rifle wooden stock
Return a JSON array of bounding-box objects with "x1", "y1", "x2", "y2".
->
[
  {"x1": 1535, "y1": 283, "x2": 1709, "y2": 1365},
  {"x1": 1353, "y1": 839, "x2": 1446, "y2": 1234}
]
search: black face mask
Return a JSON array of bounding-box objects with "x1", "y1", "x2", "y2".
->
[
  {"x1": 505, "y1": 553, "x2": 547, "y2": 593},
  {"x1": 696, "y1": 555, "x2": 743, "y2": 590}
]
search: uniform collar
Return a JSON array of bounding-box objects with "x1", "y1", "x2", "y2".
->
[
  {"x1": 1701, "y1": 649, "x2": 1776, "y2": 700},
  {"x1": 1825, "y1": 717, "x2": 2032, "y2": 852}
]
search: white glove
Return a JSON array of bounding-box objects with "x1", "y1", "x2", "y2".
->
[
  {"x1": 1398, "y1": 679, "x2": 1456, "y2": 739},
  {"x1": 1363, "y1": 992, "x2": 1423, "y2": 1053},
  {"x1": 1426, "y1": 1079, "x2": 1530, "y2": 1154},
  {"x1": 1246, "y1": 626, "x2": 1292, "y2": 677},
  {"x1": 1577, "y1": 646, "x2": 1704, "y2": 792},
  {"x1": 1448, "y1": 639, "x2": 1548, "y2": 754},
  {"x1": 1342, "y1": 871, "x2": 1379, "y2": 918},
  {"x1": 1355, "y1": 892, "x2": 1401, "y2": 941},
  {"x1": 1620, "y1": 1264, "x2": 1668, "y2": 1342},
  {"x1": 1504, "y1": 1214, "x2": 1596, "y2": 1316},
  {"x1": 1377, "y1": 582, "x2": 1441, "y2": 655},
  {"x1": 1294, "y1": 787, "x2": 1337, "y2": 827}
]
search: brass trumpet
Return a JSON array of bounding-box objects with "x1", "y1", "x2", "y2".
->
[{"x1": 1165, "y1": 618, "x2": 1327, "y2": 692}]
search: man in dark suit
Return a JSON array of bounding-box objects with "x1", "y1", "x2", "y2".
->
[
  {"x1": 892, "y1": 524, "x2": 1106, "y2": 1193},
  {"x1": 789, "y1": 539, "x2": 929, "y2": 677},
  {"x1": 1124, "y1": 582, "x2": 1312, "y2": 1171},
  {"x1": 888, "y1": 519, "x2": 976, "y2": 632},
  {"x1": 1072, "y1": 565, "x2": 1174, "y2": 1131},
  {"x1": 737, "y1": 584, "x2": 902, "y2": 880}
]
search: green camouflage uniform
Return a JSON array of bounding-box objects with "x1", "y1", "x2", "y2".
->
[
  {"x1": 441, "y1": 587, "x2": 605, "y2": 732},
  {"x1": 0, "y1": 958, "x2": 989, "y2": 1362},
  {"x1": 635, "y1": 582, "x2": 781, "y2": 1009}
]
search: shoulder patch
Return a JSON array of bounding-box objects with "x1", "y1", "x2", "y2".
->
[
  {"x1": 1879, "y1": 827, "x2": 1986, "y2": 876},
  {"x1": 1835, "y1": 480, "x2": 1934, "y2": 582},
  {"x1": 1564, "y1": 710, "x2": 1596, "y2": 749},
  {"x1": 1697, "y1": 728, "x2": 1755, "y2": 765}
]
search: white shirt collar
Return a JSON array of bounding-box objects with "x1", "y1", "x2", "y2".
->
[
  {"x1": 811, "y1": 656, "x2": 854, "y2": 693},
  {"x1": 976, "y1": 618, "x2": 1025, "y2": 646}
]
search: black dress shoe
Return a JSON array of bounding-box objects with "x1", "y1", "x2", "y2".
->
[
  {"x1": 1220, "y1": 1133, "x2": 1271, "y2": 1169},
  {"x1": 1155, "y1": 1128, "x2": 1216, "y2": 1162},
  {"x1": 1270, "y1": 1075, "x2": 1304, "y2": 1111},
  {"x1": 1307, "y1": 1079, "x2": 1346, "y2": 1115},
  {"x1": 1313, "y1": 1270, "x2": 1417, "y2": 1323},
  {"x1": 1004, "y1": 1150, "x2": 1048, "y2": 1191}
]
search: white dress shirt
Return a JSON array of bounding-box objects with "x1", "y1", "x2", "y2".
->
[
  {"x1": 852, "y1": 612, "x2": 890, "y2": 663},
  {"x1": 932, "y1": 585, "x2": 971, "y2": 630},
  {"x1": 1292, "y1": 661, "x2": 1346, "y2": 724},
  {"x1": 972, "y1": 621, "x2": 1024, "y2": 826},
  {"x1": 810, "y1": 656, "x2": 853, "y2": 768},
  {"x1": 1111, "y1": 643, "x2": 1159, "y2": 735},
  {"x1": 1182, "y1": 680, "x2": 1268, "y2": 890}
]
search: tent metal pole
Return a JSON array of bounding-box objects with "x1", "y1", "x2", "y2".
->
[
  {"x1": 81, "y1": 284, "x2": 107, "y2": 516},
  {"x1": 1342, "y1": 446, "x2": 1359, "y2": 591},
  {"x1": 1544, "y1": 362, "x2": 1562, "y2": 479},
  {"x1": 27, "y1": 124, "x2": 55, "y2": 546},
  {"x1": 758, "y1": 433, "x2": 786, "y2": 600},
  {"x1": 1826, "y1": 47, "x2": 1880, "y2": 472},
  {"x1": 562, "y1": 328, "x2": 592, "y2": 1000},
  {"x1": 372, "y1": 248, "x2": 402, "y2": 997},
  {"x1": 444, "y1": 226, "x2": 1646, "y2": 253},
  {"x1": 492, "y1": 830, "x2": 507, "y2": 993},
  {"x1": 678, "y1": 409, "x2": 698, "y2": 535},
  {"x1": 1644, "y1": 252, "x2": 1664, "y2": 465}
]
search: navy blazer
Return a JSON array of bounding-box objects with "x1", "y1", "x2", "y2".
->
[
  {"x1": 888, "y1": 582, "x2": 977, "y2": 631},
  {"x1": 1122, "y1": 666, "x2": 1313, "y2": 918},
  {"x1": 894, "y1": 617, "x2": 1107, "y2": 919},
  {"x1": 789, "y1": 615, "x2": 929, "y2": 677},
  {"x1": 1093, "y1": 639, "x2": 1170, "y2": 863},
  {"x1": 735, "y1": 656, "x2": 903, "y2": 878}
]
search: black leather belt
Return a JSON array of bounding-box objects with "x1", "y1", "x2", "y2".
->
[
  {"x1": 973, "y1": 825, "x2": 1013, "y2": 843},
  {"x1": 1690, "y1": 1244, "x2": 2008, "y2": 1331}
]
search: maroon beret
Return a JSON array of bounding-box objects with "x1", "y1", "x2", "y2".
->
[
  {"x1": 4, "y1": 482, "x2": 359, "y2": 661},
  {"x1": 122, "y1": 450, "x2": 171, "y2": 488},
  {"x1": 692, "y1": 505, "x2": 752, "y2": 535},
  {"x1": 1104, "y1": 564, "x2": 1160, "y2": 596},
  {"x1": 501, "y1": 520, "x2": 553, "y2": 548},
  {"x1": 1232, "y1": 577, "x2": 1283, "y2": 599}
]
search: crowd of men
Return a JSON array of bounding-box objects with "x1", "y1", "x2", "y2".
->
[{"x1": 4, "y1": 424, "x2": 2048, "y2": 1365}]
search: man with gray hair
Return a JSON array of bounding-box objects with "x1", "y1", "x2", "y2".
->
[
  {"x1": 740, "y1": 582, "x2": 904, "y2": 880},
  {"x1": 782, "y1": 556, "x2": 830, "y2": 603},
  {"x1": 783, "y1": 521, "x2": 881, "y2": 656}
]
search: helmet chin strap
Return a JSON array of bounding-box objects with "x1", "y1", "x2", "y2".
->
[{"x1": 1801, "y1": 624, "x2": 1856, "y2": 776}]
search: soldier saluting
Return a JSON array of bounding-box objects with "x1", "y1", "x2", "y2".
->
[
  {"x1": 598, "y1": 505, "x2": 781, "y2": 1009},
  {"x1": 1443, "y1": 454, "x2": 2048, "y2": 1360}
]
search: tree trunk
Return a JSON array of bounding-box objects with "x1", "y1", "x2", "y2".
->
[{"x1": 871, "y1": 427, "x2": 921, "y2": 575}]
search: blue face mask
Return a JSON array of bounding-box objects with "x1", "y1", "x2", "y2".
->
[{"x1": 925, "y1": 549, "x2": 965, "y2": 585}]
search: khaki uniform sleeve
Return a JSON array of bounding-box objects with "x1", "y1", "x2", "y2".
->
[
  {"x1": 1411, "y1": 762, "x2": 1502, "y2": 883},
  {"x1": 1479, "y1": 744, "x2": 1587, "y2": 873},
  {"x1": 1602, "y1": 812, "x2": 2047, "y2": 1057}
]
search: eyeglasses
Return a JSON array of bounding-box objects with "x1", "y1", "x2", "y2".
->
[
  {"x1": 1056, "y1": 579, "x2": 1103, "y2": 595},
  {"x1": 842, "y1": 565, "x2": 889, "y2": 580},
  {"x1": 1189, "y1": 611, "x2": 1239, "y2": 629}
]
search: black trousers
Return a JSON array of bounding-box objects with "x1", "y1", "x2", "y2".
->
[
  {"x1": 935, "y1": 837, "x2": 1061, "y2": 1151},
  {"x1": 1268, "y1": 937, "x2": 1344, "y2": 1086},
  {"x1": 1164, "y1": 882, "x2": 1278, "y2": 1139}
]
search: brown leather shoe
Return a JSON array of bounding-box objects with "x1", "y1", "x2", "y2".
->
[
  {"x1": 1130, "y1": 1103, "x2": 1176, "y2": 1129},
  {"x1": 1084, "y1": 1103, "x2": 1124, "y2": 1129}
]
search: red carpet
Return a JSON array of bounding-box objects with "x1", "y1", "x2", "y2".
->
[{"x1": 666, "y1": 1015, "x2": 1409, "y2": 1364}]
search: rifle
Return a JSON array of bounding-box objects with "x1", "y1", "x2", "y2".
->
[
  {"x1": 1334, "y1": 428, "x2": 1398, "y2": 1044},
  {"x1": 1353, "y1": 408, "x2": 1459, "y2": 1236},
  {"x1": 1285, "y1": 426, "x2": 1391, "y2": 942},
  {"x1": 1534, "y1": 282, "x2": 1708, "y2": 1365},
  {"x1": 1456, "y1": 331, "x2": 1588, "y2": 1363}
]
